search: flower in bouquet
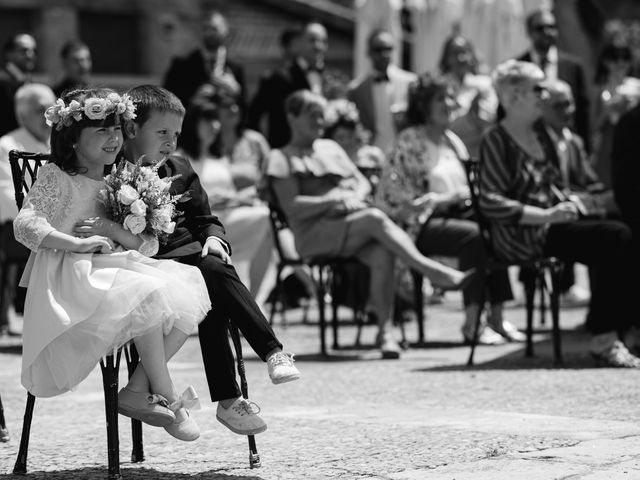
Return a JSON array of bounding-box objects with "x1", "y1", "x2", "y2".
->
[{"x1": 100, "y1": 157, "x2": 187, "y2": 244}]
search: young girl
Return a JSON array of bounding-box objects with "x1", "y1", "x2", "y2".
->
[{"x1": 13, "y1": 88, "x2": 211, "y2": 441}]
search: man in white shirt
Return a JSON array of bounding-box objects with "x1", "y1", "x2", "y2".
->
[
  {"x1": 348, "y1": 29, "x2": 416, "y2": 156},
  {"x1": 0, "y1": 83, "x2": 55, "y2": 223},
  {"x1": 0, "y1": 83, "x2": 54, "y2": 335}
]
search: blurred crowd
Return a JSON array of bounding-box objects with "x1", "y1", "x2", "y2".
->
[{"x1": 0, "y1": 6, "x2": 639, "y2": 365}]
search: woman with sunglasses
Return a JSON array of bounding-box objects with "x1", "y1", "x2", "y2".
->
[{"x1": 480, "y1": 60, "x2": 640, "y2": 368}]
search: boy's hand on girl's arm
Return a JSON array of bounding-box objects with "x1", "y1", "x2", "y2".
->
[{"x1": 202, "y1": 236, "x2": 232, "y2": 264}]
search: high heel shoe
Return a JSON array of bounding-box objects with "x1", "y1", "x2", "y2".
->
[{"x1": 431, "y1": 268, "x2": 477, "y2": 292}]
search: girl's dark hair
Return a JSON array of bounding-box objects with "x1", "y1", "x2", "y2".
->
[
  {"x1": 177, "y1": 99, "x2": 219, "y2": 160},
  {"x1": 405, "y1": 73, "x2": 451, "y2": 127},
  {"x1": 594, "y1": 40, "x2": 633, "y2": 84},
  {"x1": 49, "y1": 88, "x2": 122, "y2": 175}
]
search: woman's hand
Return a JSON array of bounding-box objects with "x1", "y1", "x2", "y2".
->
[
  {"x1": 72, "y1": 235, "x2": 115, "y2": 254},
  {"x1": 332, "y1": 197, "x2": 368, "y2": 215},
  {"x1": 547, "y1": 202, "x2": 579, "y2": 223},
  {"x1": 74, "y1": 217, "x2": 116, "y2": 239}
]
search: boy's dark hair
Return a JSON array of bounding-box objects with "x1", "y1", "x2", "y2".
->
[
  {"x1": 50, "y1": 88, "x2": 121, "y2": 175},
  {"x1": 125, "y1": 85, "x2": 185, "y2": 127}
]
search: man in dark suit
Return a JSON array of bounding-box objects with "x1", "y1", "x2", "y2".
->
[
  {"x1": 348, "y1": 29, "x2": 416, "y2": 156},
  {"x1": 247, "y1": 22, "x2": 328, "y2": 148},
  {"x1": 123, "y1": 85, "x2": 300, "y2": 437},
  {"x1": 517, "y1": 8, "x2": 590, "y2": 149},
  {"x1": 0, "y1": 34, "x2": 37, "y2": 137},
  {"x1": 53, "y1": 40, "x2": 92, "y2": 97},
  {"x1": 163, "y1": 10, "x2": 245, "y2": 110}
]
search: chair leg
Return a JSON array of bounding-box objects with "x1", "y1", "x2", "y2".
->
[
  {"x1": 316, "y1": 266, "x2": 328, "y2": 356},
  {"x1": 228, "y1": 323, "x2": 261, "y2": 469},
  {"x1": 269, "y1": 265, "x2": 284, "y2": 326},
  {"x1": 100, "y1": 351, "x2": 122, "y2": 480},
  {"x1": 466, "y1": 303, "x2": 485, "y2": 366},
  {"x1": 538, "y1": 272, "x2": 547, "y2": 326},
  {"x1": 13, "y1": 392, "x2": 35, "y2": 474},
  {"x1": 329, "y1": 271, "x2": 340, "y2": 350},
  {"x1": 412, "y1": 271, "x2": 425, "y2": 344},
  {"x1": 0, "y1": 392, "x2": 7, "y2": 435},
  {"x1": 549, "y1": 266, "x2": 563, "y2": 366},
  {"x1": 524, "y1": 279, "x2": 536, "y2": 358},
  {"x1": 125, "y1": 344, "x2": 144, "y2": 463}
]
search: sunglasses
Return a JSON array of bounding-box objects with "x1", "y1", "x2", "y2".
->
[
  {"x1": 532, "y1": 84, "x2": 548, "y2": 97},
  {"x1": 532, "y1": 23, "x2": 557, "y2": 33},
  {"x1": 371, "y1": 45, "x2": 393, "y2": 53}
]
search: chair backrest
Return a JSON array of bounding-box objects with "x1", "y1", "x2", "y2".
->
[
  {"x1": 265, "y1": 180, "x2": 303, "y2": 264},
  {"x1": 461, "y1": 156, "x2": 497, "y2": 260},
  {"x1": 8, "y1": 150, "x2": 51, "y2": 210}
]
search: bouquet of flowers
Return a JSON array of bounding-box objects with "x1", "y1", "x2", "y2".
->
[{"x1": 100, "y1": 157, "x2": 186, "y2": 244}]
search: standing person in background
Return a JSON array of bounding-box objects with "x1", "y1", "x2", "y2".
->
[
  {"x1": 348, "y1": 29, "x2": 416, "y2": 156},
  {"x1": 591, "y1": 40, "x2": 640, "y2": 190},
  {"x1": 53, "y1": 40, "x2": 92, "y2": 97},
  {"x1": 247, "y1": 21, "x2": 329, "y2": 148},
  {"x1": 517, "y1": 8, "x2": 590, "y2": 150},
  {"x1": 439, "y1": 34, "x2": 498, "y2": 159},
  {"x1": 0, "y1": 34, "x2": 37, "y2": 136},
  {"x1": 163, "y1": 10, "x2": 245, "y2": 111}
]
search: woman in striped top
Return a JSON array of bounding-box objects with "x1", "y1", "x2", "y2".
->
[{"x1": 479, "y1": 60, "x2": 640, "y2": 368}]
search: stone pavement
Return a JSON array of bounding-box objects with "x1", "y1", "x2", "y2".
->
[{"x1": 1, "y1": 293, "x2": 640, "y2": 479}]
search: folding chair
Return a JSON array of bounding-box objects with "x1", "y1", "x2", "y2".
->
[
  {"x1": 463, "y1": 156, "x2": 563, "y2": 367},
  {"x1": 9, "y1": 150, "x2": 144, "y2": 479}
]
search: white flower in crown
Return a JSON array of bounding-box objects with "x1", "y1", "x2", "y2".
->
[
  {"x1": 44, "y1": 98, "x2": 66, "y2": 126},
  {"x1": 84, "y1": 98, "x2": 109, "y2": 120},
  {"x1": 324, "y1": 99, "x2": 360, "y2": 127}
]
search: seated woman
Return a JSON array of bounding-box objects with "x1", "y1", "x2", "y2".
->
[
  {"x1": 481, "y1": 60, "x2": 640, "y2": 367},
  {"x1": 267, "y1": 89, "x2": 473, "y2": 359},
  {"x1": 177, "y1": 94, "x2": 274, "y2": 303},
  {"x1": 377, "y1": 73, "x2": 521, "y2": 345}
]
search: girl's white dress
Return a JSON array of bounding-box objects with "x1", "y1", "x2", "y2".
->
[{"x1": 13, "y1": 163, "x2": 211, "y2": 398}]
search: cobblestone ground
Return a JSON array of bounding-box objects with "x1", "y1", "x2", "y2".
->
[{"x1": 1, "y1": 293, "x2": 640, "y2": 479}]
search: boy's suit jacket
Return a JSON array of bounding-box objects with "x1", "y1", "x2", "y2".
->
[
  {"x1": 163, "y1": 49, "x2": 246, "y2": 109},
  {"x1": 138, "y1": 154, "x2": 230, "y2": 259},
  {"x1": 246, "y1": 61, "x2": 314, "y2": 148},
  {"x1": 347, "y1": 65, "x2": 416, "y2": 140}
]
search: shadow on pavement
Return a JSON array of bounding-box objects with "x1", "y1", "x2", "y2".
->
[
  {"x1": 412, "y1": 330, "x2": 606, "y2": 371},
  {"x1": 0, "y1": 467, "x2": 265, "y2": 479}
]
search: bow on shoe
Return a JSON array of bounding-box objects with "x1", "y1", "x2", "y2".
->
[
  {"x1": 169, "y1": 386, "x2": 201, "y2": 412},
  {"x1": 146, "y1": 393, "x2": 171, "y2": 408}
]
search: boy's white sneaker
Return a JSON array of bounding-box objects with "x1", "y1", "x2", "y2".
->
[
  {"x1": 267, "y1": 352, "x2": 301, "y2": 384},
  {"x1": 216, "y1": 397, "x2": 267, "y2": 435}
]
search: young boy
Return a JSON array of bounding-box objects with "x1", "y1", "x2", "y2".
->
[{"x1": 122, "y1": 85, "x2": 300, "y2": 436}]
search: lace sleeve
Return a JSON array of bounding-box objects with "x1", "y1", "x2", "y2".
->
[
  {"x1": 13, "y1": 164, "x2": 65, "y2": 251},
  {"x1": 137, "y1": 233, "x2": 159, "y2": 257}
]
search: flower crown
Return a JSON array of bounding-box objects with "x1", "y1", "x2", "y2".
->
[{"x1": 45, "y1": 93, "x2": 137, "y2": 130}]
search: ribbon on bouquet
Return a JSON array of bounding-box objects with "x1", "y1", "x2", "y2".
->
[{"x1": 170, "y1": 385, "x2": 201, "y2": 412}]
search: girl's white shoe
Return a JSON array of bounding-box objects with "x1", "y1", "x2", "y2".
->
[{"x1": 165, "y1": 386, "x2": 201, "y2": 442}]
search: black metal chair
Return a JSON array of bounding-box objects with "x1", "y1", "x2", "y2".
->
[
  {"x1": 9, "y1": 150, "x2": 260, "y2": 475},
  {"x1": 9, "y1": 150, "x2": 144, "y2": 479},
  {"x1": 463, "y1": 157, "x2": 563, "y2": 367},
  {"x1": 266, "y1": 198, "x2": 367, "y2": 355}
]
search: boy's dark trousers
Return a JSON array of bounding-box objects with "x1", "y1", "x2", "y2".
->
[{"x1": 181, "y1": 253, "x2": 282, "y2": 401}]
